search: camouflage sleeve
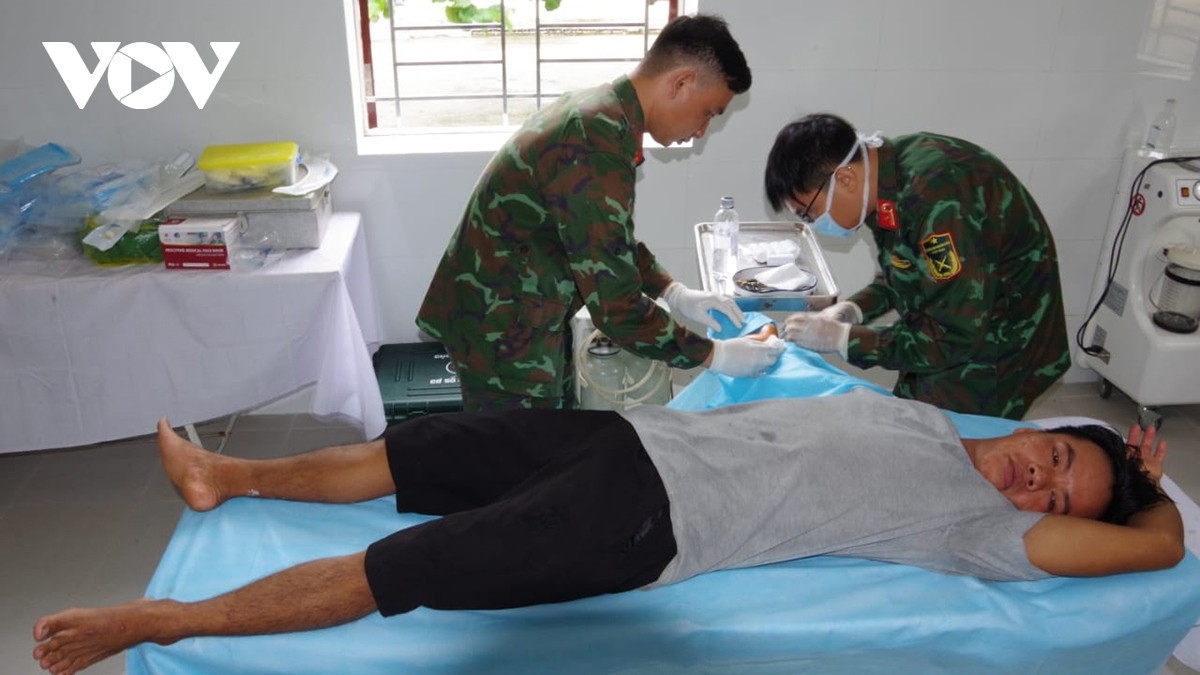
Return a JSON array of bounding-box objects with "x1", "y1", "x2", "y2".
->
[
  {"x1": 847, "y1": 272, "x2": 893, "y2": 322},
  {"x1": 636, "y1": 240, "x2": 674, "y2": 297},
  {"x1": 846, "y1": 199, "x2": 994, "y2": 373},
  {"x1": 546, "y1": 150, "x2": 711, "y2": 368}
]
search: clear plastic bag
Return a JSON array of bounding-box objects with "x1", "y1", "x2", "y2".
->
[
  {"x1": 0, "y1": 226, "x2": 82, "y2": 262},
  {"x1": 80, "y1": 152, "x2": 203, "y2": 255},
  {"x1": 229, "y1": 228, "x2": 284, "y2": 270},
  {"x1": 28, "y1": 161, "x2": 159, "y2": 233}
]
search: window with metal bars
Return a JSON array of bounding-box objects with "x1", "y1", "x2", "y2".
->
[{"x1": 355, "y1": 0, "x2": 684, "y2": 135}]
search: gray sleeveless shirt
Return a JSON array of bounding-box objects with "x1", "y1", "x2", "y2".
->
[{"x1": 619, "y1": 390, "x2": 1047, "y2": 585}]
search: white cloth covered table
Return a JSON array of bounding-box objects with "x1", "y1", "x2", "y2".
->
[{"x1": 0, "y1": 212, "x2": 384, "y2": 454}]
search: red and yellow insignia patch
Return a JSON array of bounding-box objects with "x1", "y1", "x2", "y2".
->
[
  {"x1": 877, "y1": 199, "x2": 898, "y2": 231},
  {"x1": 920, "y1": 232, "x2": 962, "y2": 281},
  {"x1": 890, "y1": 255, "x2": 912, "y2": 270}
]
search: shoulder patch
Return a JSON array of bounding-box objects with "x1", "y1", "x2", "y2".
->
[{"x1": 920, "y1": 232, "x2": 962, "y2": 281}]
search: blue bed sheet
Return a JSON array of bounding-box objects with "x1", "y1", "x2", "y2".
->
[{"x1": 129, "y1": 313, "x2": 1200, "y2": 675}]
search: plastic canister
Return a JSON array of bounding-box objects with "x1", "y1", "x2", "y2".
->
[
  {"x1": 1152, "y1": 246, "x2": 1200, "y2": 333},
  {"x1": 578, "y1": 333, "x2": 671, "y2": 410},
  {"x1": 581, "y1": 337, "x2": 624, "y2": 411},
  {"x1": 1159, "y1": 264, "x2": 1200, "y2": 313},
  {"x1": 197, "y1": 142, "x2": 300, "y2": 193}
]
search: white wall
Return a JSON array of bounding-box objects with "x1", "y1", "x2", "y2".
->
[{"x1": 2, "y1": 0, "x2": 1197, "y2": 384}]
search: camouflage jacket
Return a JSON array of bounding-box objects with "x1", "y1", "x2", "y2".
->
[
  {"x1": 416, "y1": 76, "x2": 712, "y2": 398},
  {"x1": 847, "y1": 134, "x2": 1070, "y2": 416}
]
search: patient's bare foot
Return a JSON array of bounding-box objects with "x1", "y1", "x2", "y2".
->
[
  {"x1": 33, "y1": 599, "x2": 177, "y2": 674},
  {"x1": 157, "y1": 417, "x2": 230, "y2": 511}
]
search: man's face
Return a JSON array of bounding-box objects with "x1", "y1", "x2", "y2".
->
[
  {"x1": 972, "y1": 429, "x2": 1114, "y2": 519},
  {"x1": 783, "y1": 170, "x2": 859, "y2": 231},
  {"x1": 649, "y1": 75, "x2": 734, "y2": 147}
]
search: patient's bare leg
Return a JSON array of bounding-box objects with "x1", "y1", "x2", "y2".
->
[
  {"x1": 157, "y1": 418, "x2": 395, "y2": 510},
  {"x1": 34, "y1": 551, "x2": 377, "y2": 675}
]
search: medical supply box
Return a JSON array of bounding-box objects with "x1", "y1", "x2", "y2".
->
[
  {"x1": 196, "y1": 142, "x2": 300, "y2": 193},
  {"x1": 158, "y1": 216, "x2": 242, "y2": 269},
  {"x1": 164, "y1": 180, "x2": 332, "y2": 249},
  {"x1": 374, "y1": 342, "x2": 463, "y2": 424}
]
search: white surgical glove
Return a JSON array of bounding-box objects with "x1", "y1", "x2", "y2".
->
[
  {"x1": 708, "y1": 335, "x2": 786, "y2": 378},
  {"x1": 662, "y1": 281, "x2": 745, "y2": 332},
  {"x1": 818, "y1": 300, "x2": 863, "y2": 325},
  {"x1": 783, "y1": 314, "x2": 851, "y2": 359}
]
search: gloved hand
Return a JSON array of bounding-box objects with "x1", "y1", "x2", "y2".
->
[
  {"x1": 662, "y1": 281, "x2": 745, "y2": 332},
  {"x1": 818, "y1": 300, "x2": 863, "y2": 325},
  {"x1": 782, "y1": 313, "x2": 851, "y2": 359},
  {"x1": 708, "y1": 334, "x2": 786, "y2": 378}
]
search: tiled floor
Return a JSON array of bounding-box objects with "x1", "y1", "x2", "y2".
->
[{"x1": 2, "y1": 381, "x2": 1199, "y2": 675}]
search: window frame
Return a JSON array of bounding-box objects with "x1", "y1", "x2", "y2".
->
[{"x1": 342, "y1": 0, "x2": 682, "y2": 155}]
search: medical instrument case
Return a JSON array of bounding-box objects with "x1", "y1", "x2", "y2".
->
[
  {"x1": 695, "y1": 220, "x2": 840, "y2": 312},
  {"x1": 374, "y1": 342, "x2": 463, "y2": 424},
  {"x1": 164, "y1": 179, "x2": 332, "y2": 250}
]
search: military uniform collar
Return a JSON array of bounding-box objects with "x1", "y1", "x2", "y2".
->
[{"x1": 613, "y1": 75, "x2": 646, "y2": 167}]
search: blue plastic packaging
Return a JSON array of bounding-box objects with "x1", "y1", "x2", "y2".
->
[
  {"x1": 0, "y1": 143, "x2": 79, "y2": 191},
  {"x1": 0, "y1": 143, "x2": 81, "y2": 241}
]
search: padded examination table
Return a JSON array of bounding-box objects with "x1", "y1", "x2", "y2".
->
[{"x1": 129, "y1": 313, "x2": 1200, "y2": 674}]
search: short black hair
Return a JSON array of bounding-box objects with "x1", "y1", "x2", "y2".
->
[
  {"x1": 644, "y1": 14, "x2": 751, "y2": 94},
  {"x1": 1048, "y1": 424, "x2": 1170, "y2": 525},
  {"x1": 764, "y1": 113, "x2": 862, "y2": 212}
]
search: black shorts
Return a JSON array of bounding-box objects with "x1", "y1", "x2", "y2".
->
[{"x1": 364, "y1": 409, "x2": 676, "y2": 616}]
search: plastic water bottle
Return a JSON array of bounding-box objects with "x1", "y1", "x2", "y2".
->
[
  {"x1": 712, "y1": 196, "x2": 740, "y2": 280},
  {"x1": 1145, "y1": 98, "x2": 1176, "y2": 157}
]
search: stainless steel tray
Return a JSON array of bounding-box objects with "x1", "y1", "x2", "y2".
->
[{"x1": 695, "y1": 221, "x2": 839, "y2": 312}]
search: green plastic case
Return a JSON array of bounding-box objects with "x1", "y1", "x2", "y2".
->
[{"x1": 373, "y1": 342, "x2": 463, "y2": 424}]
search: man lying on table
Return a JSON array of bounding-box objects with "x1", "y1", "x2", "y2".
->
[{"x1": 34, "y1": 389, "x2": 1180, "y2": 675}]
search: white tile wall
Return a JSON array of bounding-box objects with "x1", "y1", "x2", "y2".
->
[
  {"x1": 879, "y1": 0, "x2": 1061, "y2": 73},
  {"x1": 1, "y1": 0, "x2": 1198, "y2": 386}
]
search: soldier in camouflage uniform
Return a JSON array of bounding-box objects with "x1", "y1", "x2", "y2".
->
[
  {"x1": 764, "y1": 113, "x2": 1070, "y2": 419},
  {"x1": 417, "y1": 15, "x2": 784, "y2": 411}
]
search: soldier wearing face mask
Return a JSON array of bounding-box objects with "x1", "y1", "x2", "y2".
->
[{"x1": 763, "y1": 113, "x2": 1070, "y2": 420}]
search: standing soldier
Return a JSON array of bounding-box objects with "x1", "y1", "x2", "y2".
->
[
  {"x1": 418, "y1": 14, "x2": 783, "y2": 411},
  {"x1": 765, "y1": 113, "x2": 1070, "y2": 419}
]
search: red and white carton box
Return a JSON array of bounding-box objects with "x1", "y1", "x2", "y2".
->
[{"x1": 158, "y1": 216, "x2": 242, "y2": 270}]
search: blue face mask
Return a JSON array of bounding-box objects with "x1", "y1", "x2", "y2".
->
[{"x1": 811, "y1": 210, "x2": 858, "y2": 238}]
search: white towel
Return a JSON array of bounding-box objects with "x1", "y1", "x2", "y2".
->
[{"x1": 754, "y1": 263, "x2": 810, "y2": 291}]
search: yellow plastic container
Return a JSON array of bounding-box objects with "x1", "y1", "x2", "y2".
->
[{"x1": 197, "y1": 142, "x2": 299, "y2": 193}]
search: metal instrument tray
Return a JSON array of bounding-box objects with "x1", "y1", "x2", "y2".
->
[{"x1": 695, "y1": 220, "x2": 839, "y2": 312}]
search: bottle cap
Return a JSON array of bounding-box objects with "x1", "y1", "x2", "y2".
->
[{"x1": 588, "y1": 336, "x2": 621, "y2": 357}]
